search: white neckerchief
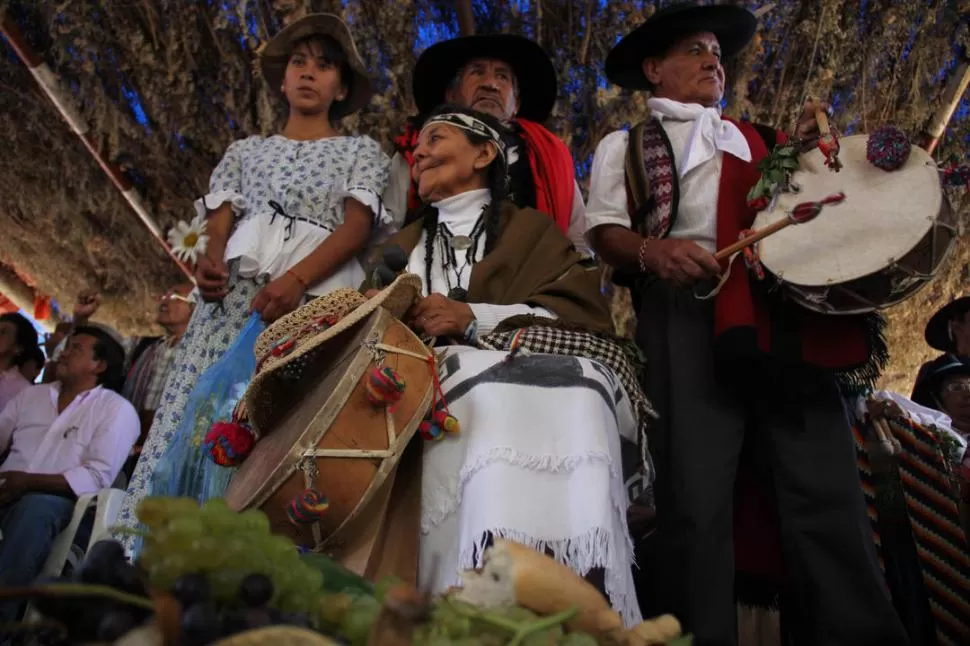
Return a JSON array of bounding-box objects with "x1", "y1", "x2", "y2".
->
[{"x1": 647, "y1": 97, "x2": 752, "y2": 177}]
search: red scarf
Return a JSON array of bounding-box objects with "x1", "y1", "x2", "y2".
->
[
  {"x1": 715, "y1": 120, "x2": 878, "y2": 376},
  {"x1": 516, "y1": 118, "x2": 574, "y2": 235},
  {"x1": 392, "y1": 118, "x2": 575, "y2": 236}
]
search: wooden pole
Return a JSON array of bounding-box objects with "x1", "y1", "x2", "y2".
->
[
  {"x1": 0, "y1": 12, "x2": 195, "y2": 283},
  {"x1": 456, "y1": 0, "x2": 476, "y2": 36},
  {"x1": 919, "y1": 58, "x2": 970, "y2": 155}
]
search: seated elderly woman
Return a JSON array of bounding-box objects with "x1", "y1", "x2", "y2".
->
[{"x1": 373, "y1": 105, "x2": 652, "y2": 625}]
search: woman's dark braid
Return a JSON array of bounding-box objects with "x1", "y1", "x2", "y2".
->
[
  {"x1": 421, "y1": 204, "x2": 440, "y2": 291},
  {"x1": 483, "y1": 157, "x2": 508, "y2": 255}
]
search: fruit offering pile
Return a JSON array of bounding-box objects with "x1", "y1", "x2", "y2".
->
[{"x1": 13, "y1": 497, "x2": 690, "y2": 646}]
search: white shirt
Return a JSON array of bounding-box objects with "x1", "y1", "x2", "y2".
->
[
  {"x1": 404, "y1": 188, "x2": 556, "y2": 336},
  {"x1": 385, "y1": 152, "x2": 590, "y2": 256},
  {"x1": 0, "y1": 383, "x2": 139, "y2": 496},
  {"x1": 0, "y1": 367, "x2": 30, "y2": 414},
  {"x1": 585, "y1": 99, "x2": 751, "y2": 254}
]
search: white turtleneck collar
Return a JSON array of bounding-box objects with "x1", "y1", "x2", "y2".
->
[
  {"x1": 647, "y1": 97, "x2": 752, "y2": 177},
  {"x1": 432, "y1": 188, "x2": 490, "y2": 228}
]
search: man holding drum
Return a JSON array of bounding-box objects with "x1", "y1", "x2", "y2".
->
[{"x1": 586, "y1": 3, "x2": 909, "y2": 645}]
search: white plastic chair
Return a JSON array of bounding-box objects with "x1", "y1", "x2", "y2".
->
[
  {"x1": 21, "y1": 488, "x2": 127, "y2": 628},
  {"x1": 39, "y1": 487, "x2": 127, "y2": 577}
]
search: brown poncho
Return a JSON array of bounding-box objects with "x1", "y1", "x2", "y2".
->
[{"x1": 383, "y1": 200, "x2": 613, "y2": 334}]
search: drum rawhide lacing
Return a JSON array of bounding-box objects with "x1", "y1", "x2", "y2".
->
[{"x1": 284, "y1": 339, "x2": 457, "y2": 538}]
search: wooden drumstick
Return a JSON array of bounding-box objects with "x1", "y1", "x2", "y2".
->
[
  {"x1": 811, "y1": 96, "x2": 832, "y2": 137},
  {"x1": 713, "y1": 192, "x2": 846, "y2": 262},
  {"x1": 714, "y1": 219, "x2": 790, "y2": 261},
  {"x1": 809, "y1": 95, "x2": 843, "y2": 171}
]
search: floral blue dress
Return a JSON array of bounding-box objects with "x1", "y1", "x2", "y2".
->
[{"x1": 116, "y1": 135, "x2": 390, "y2": 552}]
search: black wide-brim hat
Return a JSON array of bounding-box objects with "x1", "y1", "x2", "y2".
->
[
  {"x1": 606, "y1": 2, "x2": 757, "y2": 90},
  {"x1": 924, "y1": 296, "x2": 970, "y2": 353},
  {"x1": 911, "y1": 354, "x2": 970, "y2": 410},
  {"x1": 412, "y1": 34, "x2": 557, "y2": 122},
  {"x1": 260, "y1": 13, "x2": 374, "y2": 120}
]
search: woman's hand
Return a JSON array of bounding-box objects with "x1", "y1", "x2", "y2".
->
[
  {"x1": 409, "y1": 293, "x2": 474, "y2": 338},
  {"x1": 195, "y1": 254, "x2": 230, "y2": 302},
  {"x1": 251, "y1": 272, "x2": 305, "y2": 323}
]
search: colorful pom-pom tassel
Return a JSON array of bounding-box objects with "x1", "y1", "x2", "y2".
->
[
  {"x1": 286, "y1": 488, "x2": 329, "y2": 526},
  {"x1": 419, "y1": 420, "x2": 444, "y2": 441},
  {"x1": 505, "y1": 329, "x2": 531, "y2": 363},
  {"x1": 204, "y1": 422, "x2": 257, "y2": 467},
  {"x1": 866, "y1": 125, "x2": 911, "y2": 172},
  {"x1": 365, "y1": 366, "x2": 406, "y2": 407},
  {"x1": 432, "y1": 409, "x2": 460, "y2": 435}
]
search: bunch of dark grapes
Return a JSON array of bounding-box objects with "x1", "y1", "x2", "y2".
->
[
  {"x1": 30, "y1": 539, "x2": 152, "y2": 643},
  {"x1": 28, "y1": 497, "x2": 329, "y2": 645},
  {"x1": 173, "y1": 571, "x2": 314, "y2": 645}
]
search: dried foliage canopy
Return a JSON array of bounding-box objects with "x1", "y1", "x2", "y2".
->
[{"x1": 0, "y1": 0, "x2": 968, "y2": 392}]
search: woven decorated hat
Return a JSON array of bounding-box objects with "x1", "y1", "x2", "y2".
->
[{"x1": 242, "y1": 274, "x2": 422, "y2": 435}]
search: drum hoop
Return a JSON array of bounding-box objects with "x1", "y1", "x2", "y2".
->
[{"x1": 771, "y1": 215, "x2": 958, "y2": 315}]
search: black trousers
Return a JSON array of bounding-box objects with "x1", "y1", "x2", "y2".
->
[{"x1": 635, "y1": 281, "x2": 909, "y2": 646}]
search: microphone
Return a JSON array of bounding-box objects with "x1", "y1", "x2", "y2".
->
[
  {"x1": 374, "y1": 264, "x2": 398, "y2": 288},
  {"x1": 369, "y1": 244, "x2": 410, "y2": 290},
  {"x1": 382, "y1": 245, "x2": 408, "y2": 273}
]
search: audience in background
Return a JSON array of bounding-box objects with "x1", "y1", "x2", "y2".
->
[
  {"x1": 20, "y1": 344, "x2": 46, "y2": 384},
  {"x1": 0, "y1": 325, "x2": 138, "y2": 623},
  {"x1": 0, "y1": 312, "x2": 42, "y2": 412},
  {"x1": 120, "y1": 282, "x2": 195, "y2": 478}
]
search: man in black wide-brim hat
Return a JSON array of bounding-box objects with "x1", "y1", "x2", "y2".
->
[
  {"x1": 913, "y1": 295, "x2": 970, "y2": 398},
  {"x1": 586, "y1": 3, "x2": 909, "y2": 645},
  {"x1": 383, "y1": 33, "x2": 588, "y2": 253}
]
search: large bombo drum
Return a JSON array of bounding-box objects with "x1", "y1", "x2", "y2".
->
[
  {"x1": 752, "y1": 134, "x2": 956, "y2": 315},
  {"x1": 225, "y1": 306, "x2": 433, "y2": 552}
]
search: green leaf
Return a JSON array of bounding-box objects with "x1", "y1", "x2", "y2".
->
[
  {"x1": 781, "y1": 156, "x2": 800, "y2": 169},
  {"x1": 747, "y1": 177, "x2": 766, "y2": 201},
  {"x1": 767, "y1": 169, "x2": 786, "y2": 185},
  {"x1": 667, "y1": 635, "x2": 695, "y2": 646},
  {"x1": 777, "y1": 145, "x2": 797, "y2": 157},
  {"x1": 301, "y1": 552, "x2": 375, "y2": 596}
]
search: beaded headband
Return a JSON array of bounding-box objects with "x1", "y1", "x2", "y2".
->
[{"x1": 420, "y1": 113, "x2": 508, "y2": 165}]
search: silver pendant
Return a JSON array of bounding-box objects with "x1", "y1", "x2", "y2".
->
[{"x1": 450, "y1": 235, "x2": 473, "y2": 251}]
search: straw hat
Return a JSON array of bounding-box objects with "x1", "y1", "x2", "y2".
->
[
  {"x1": 259, "y1": 13, "x2": 375, "y2": 119},
  {"x1": 243, "y1": 274, "x2": 422, "y2": 434}
]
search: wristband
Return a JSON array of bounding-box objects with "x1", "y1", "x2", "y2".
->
[
  {"x1": 463, "y1": 318, "x2": 479, "y2": 344},
  {"x1": 286, "y1": 269, "x2": 309, "y2": 291},
  {"x1": 637, "y1": 238, "x2": 651, "y2": 274}
]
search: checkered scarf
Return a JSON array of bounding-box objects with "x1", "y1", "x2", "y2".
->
[{"x1": 478, "y1": 316, "x2": 656, "y2": 479}]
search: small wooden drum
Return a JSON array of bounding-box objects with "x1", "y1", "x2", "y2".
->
[
  {"x1": 752, "y1": 134, "x2": 956, "y2": 315},
  {"x1": 224, "y1": 306, "x2": 434, "y2": 551}
]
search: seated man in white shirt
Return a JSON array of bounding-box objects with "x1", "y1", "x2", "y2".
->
[{"x1": 0, "y1": 325, "x2": 138, "y2": 623}]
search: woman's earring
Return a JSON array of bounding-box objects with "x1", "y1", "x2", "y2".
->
[{"x1": 280, "y1": 85, "x2": 285, "y2": 94}]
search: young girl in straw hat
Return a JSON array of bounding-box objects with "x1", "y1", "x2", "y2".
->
[{"x1": 116, "y1": 14, "x2": 391, "y2": 553}]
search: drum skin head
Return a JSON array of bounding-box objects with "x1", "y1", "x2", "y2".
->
[{"x1": 753, "y1": 135, "x2": 942, "y2": 287}]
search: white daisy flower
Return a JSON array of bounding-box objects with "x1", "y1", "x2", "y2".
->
[{"x1": 167, "y1": 214, "x2": 209, "y2": 264}]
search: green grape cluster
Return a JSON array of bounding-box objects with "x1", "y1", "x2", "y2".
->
[
  {"x1": 411, "y1": 597, "x2": 600, "y2": 646},
  {"x1": 135, "y1": 496, "x2": 323, "y2": 615},
  {"x1": 317, "y1": 590, "x2": 382, "y2": 646}
]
